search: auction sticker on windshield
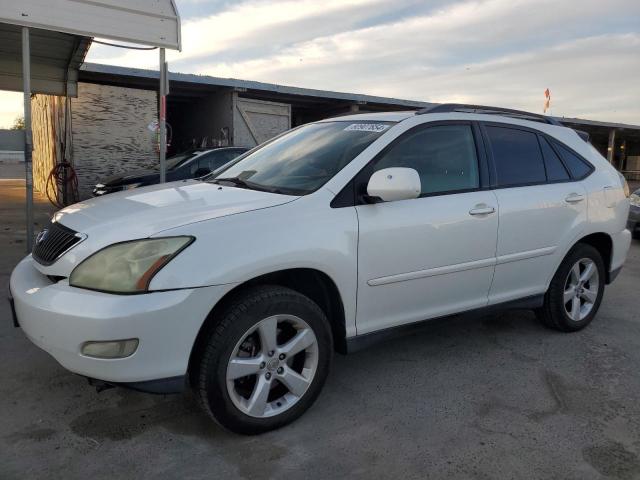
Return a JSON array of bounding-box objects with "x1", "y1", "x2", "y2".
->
[{"x1": 344, "y1": 124, "x2": 390, "y2": 133}]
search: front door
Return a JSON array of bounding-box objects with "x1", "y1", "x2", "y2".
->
[{"x1": 355, "y1": 123, "x2": 499, "y2": 334}]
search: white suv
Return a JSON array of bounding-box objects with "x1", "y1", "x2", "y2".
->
[{"x1": 10, "y1": 104, "x2": 632, "y2": 434}]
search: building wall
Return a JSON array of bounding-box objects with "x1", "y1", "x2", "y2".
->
[
  {"x1": 233, "y1": 95, "x2": 291, "y2": 148},
  {"x1": 71, "y1": 83, "x2": 158, "y2": 198},
  {"x1": 0, "y1": 129, "x2": 24, "y2": 151},
  {"x1": 31, "y1": 95, "x2": 67, "y2": 195},
  {"x1": 0, "y1": 129, "x2": 25, "y2": 165}
]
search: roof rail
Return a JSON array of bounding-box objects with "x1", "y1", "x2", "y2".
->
[{"x1": 416, "y1": 103, "x2": 562, "y2": 126}]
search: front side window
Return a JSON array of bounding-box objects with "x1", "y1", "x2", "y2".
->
[
  {"x1": 211, "y1": 121, "x2": 393, "y2": 195},
  {"x1": 485, "y1": 126, "x2": 546, "y2": 187},
  {"x1": 372, "y1": 124, "x2": 479, "y2": 195}
]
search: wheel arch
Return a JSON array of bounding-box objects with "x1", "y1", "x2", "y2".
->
[
  {"x1": 188, "y1": 268, "x2": 347, "y2": 381},
  {"x1": 576, "y1": 232, "x2": 613, "y2": 283}
]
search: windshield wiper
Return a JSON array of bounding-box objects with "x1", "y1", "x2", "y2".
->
[
  {"x1": 211, "y1": 177, "x2": 299, "y2": 196},
  {"x1": 212, "y1": 176, "x2": 278, "y2": 193},
  {"x1": 212, "y1": 177, "x2": 253, "y2": 189}
]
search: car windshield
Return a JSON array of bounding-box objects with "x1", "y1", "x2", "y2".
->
[
  {"x1": 166, "y1": 151, "x2": 205, "y2": 171},
  {"x1": 209, "y1": 121, "x2": 394, "y2": 195}
]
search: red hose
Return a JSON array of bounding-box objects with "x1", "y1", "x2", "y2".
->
[{"x1": 46, "y1": 161, "x2": 79, "y2": 208}]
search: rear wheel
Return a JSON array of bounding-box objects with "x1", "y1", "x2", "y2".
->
[
  {"x1": 193, "y1": 285, "x2": 332, "y2": 434},
  {"x1": 536, "y1": 244, "x2": 605, "y2": 332}
]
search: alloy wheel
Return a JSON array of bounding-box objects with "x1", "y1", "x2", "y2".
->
[
  {"x1": 226, "y1": 314, "x2": 319, "y2": 418},
  {"x1": 563, "y1": 258, "x2": 600, "y2": 322}
]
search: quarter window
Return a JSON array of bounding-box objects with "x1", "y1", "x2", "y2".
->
[
  {"x1": 372, "y1": 124, "x2": 479, "y2": 195},
  {"x1": 553, "y1": 142, "x2": 592, "y2": 179},
  {"x1": 539, "y1": 137, "x2": 570, "y2": 181},
  {"x1": 485, "y1": 126, "x2": 546, "y2": 187}
]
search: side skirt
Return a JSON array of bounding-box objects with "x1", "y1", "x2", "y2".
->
[{"x1": 345, "y1": 294, "x2": 544, "y2": 354}]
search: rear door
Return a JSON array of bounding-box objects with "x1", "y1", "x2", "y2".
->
[
  {"x1": 482, "y1": 123, "x2": 588, "y2": 305},
  {"x1": 355, "y1": 122, "x2": 499, "y2": 334}
]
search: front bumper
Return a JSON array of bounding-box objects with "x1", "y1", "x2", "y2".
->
[{"x1": 10, "y1": 256, "x2": 233, "y2": 385}]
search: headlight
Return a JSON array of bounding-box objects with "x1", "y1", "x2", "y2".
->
[
  {"x1": 122, "y1": 183, "x2": 142, "y2": 191},
  {"x1": 630, "y1": 193, "x2": 640, "y2": 207},
  {"x1": 70, "y1": 236, "x2": 194, "y2": 293}
]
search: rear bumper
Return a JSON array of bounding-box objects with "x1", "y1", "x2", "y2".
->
[
  {"x1": 10, "y1": 256, "x2": 233, "y2": 384},
  {"x1": 628, "y1": 206, "x2": 640, "y2": 235},
  {"x1": 609, "y1": 229, "x2": 632, "y2": 284},
  {"x1": 607, "y1": 266, "x2": 623, "y2": 284}
]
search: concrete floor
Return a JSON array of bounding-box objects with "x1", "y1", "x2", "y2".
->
[{"x1": 1, "y1": 177, "x2": 640, "y2": 480}]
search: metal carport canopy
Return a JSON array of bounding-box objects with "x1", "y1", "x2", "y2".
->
[
  {"x1": 0, "y1": 0, "x2": 181, "y2": 252},
  {"x1": 0, "y1": 0, "x2": 181, "y2": 96}
]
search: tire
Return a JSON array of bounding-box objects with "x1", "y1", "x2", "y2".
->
[
  {"x1": 536, "y1": 243, "x2": 605, "y2": 332},
  {"x1": 192, "y1": 285, "x2": 333, "y2": 435}
]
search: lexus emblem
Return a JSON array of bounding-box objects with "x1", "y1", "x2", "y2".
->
[{"x1": 35, "y1": 229, "x2": 49, "y2": 245}]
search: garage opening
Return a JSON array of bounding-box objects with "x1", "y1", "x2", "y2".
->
[{"x1": 167, "y1": 88, "x2": 234, "y2": 155}]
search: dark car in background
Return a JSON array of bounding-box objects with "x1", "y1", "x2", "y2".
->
[
  {"x1": 93, "y1": 147, "x2": 248, "y2": 196},
  {"x1": 628, "y1": 187, "x2": 640, "y2": 239}
]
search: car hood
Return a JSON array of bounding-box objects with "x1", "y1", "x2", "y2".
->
[
  {"x1": 54, "y1": 179, "x2": 297, "y2": 241},
  {"x1": 36, "y1": 180, "x2": 298, "y2": 277}
]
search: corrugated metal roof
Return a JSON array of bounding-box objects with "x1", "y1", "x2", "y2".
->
[
  {"x1": 81, "y1": 62, "x2": 435, "y2": 109},
  {"x1": 0, "y1": 0, "x2": 181, "y2": 95},
  {"x1": 0, "y1": 0, "x2": 181, "y2": 50},
  {"x1": 0, "y1": 23, "x2": 91, "y2": 96},
  {"x1": 554, "y1": 116, "x2": 640, "y2": 132},
  {"x1": 80, "y1": 63, "x2": 640, "y2": 131}
]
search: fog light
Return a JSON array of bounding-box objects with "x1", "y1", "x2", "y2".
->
[{"x1": 81, "y1": 339, "x2": 139, "y2": 359}]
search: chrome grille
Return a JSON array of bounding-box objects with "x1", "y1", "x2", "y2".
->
[{"x1": 32, "y1": 222, "x2": 84, "y2": 266}]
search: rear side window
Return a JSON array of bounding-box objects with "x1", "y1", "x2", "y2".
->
[
  {"x1": 553, "y1": 142, "x2": 592, "y2": 179},
  {"x1": 485, "y1": 126, "x2": 546, "y2": 187},
  {"x1": 539, "y1": 137, "x2": 570, "y2": 181}
]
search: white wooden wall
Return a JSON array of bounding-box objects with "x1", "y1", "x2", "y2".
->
[
  {"x1": 71, "y1": 83, "x2": 158, "y2": 198},
  {"x1": 233, "y1": 96, "x2": 291, "y2": 148}
]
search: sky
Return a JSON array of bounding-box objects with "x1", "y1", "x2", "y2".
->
[{"x1": 1, "y1": 0, "x2": 639, "y2": 128}]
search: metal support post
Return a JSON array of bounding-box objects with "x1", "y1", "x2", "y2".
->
[
  {"x1": 22, "y1": 27, "x2": 34, "y2": 252},
  {"x1": 159, "y1": 48, "x2": 167, "y2": 183}
]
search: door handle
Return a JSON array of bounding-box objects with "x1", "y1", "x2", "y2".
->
[
  {"x1": 565, "y1": 193, "x2": 584, "y2": 204},
  {"x1": 469, "y1": 205, "x2": 496, "y2": 216}
]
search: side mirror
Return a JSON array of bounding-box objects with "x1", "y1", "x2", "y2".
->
[
  {"x1": 366, "y1": 167, "x2": 421, "y2": 202},
  {"x1": 194, "y1": 167, "x2": 211, "y2": 178}
]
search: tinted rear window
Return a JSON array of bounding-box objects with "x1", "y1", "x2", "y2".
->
[
  {"x1": 553, "y1": 142, "x2": 592, "y2": 179},
  {"x1": 539, "y1": 137, "x2": 570, "y2": 181},
  {"x1": 485, "y1": 126, "x2": 546, "y2": 186}
]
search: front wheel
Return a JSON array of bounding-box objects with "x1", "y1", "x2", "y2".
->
[
  {"x1": 193, "y1": 285, "x2": 333, "y2": 434},
  {"x1": 536, "y1": 243, "x2": 605, "y2": 332}
]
